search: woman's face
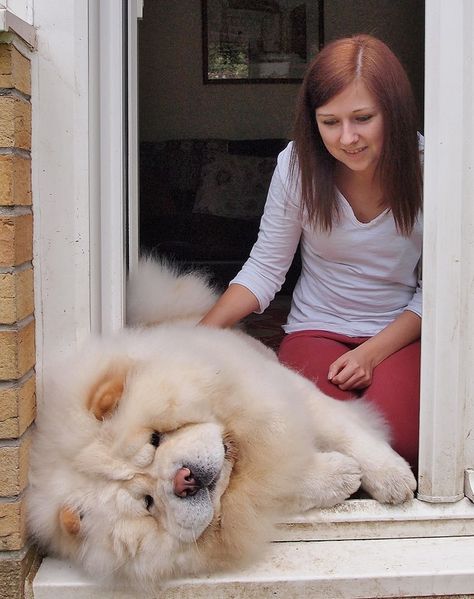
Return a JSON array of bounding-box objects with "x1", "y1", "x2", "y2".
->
[{"x1": 315, "y1": 80, "x2": 384, "y2": 178}]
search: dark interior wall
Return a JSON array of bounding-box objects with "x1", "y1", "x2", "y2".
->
[
  {"x1": 138, "y1": 0, "x2": 425, "y2": 143},
  {"x1": 324, "y1": 0, "x2": 425, "y2": 131},
  {"x1": 138, "y1": 0, "x2": 299, "y2": 141}
]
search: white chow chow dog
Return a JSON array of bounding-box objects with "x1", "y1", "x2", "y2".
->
[{"x1": 27, "y1": 259, "x2": 416, "y2": 588}]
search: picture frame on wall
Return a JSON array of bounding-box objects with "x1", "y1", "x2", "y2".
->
[{"x1": 202, "y1": 0, "x2": 324, "y2": 84}]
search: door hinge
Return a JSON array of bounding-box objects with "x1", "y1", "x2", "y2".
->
[{"x1": 137, "y1": 0, "x2": 143, "y2": 19}]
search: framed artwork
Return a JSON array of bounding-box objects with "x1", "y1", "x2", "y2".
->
[{"x1": 202, "y1": 0, "x2": 324, "y2": 84}]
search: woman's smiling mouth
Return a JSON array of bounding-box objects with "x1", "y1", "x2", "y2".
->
[{"x1": 343, "y1": 146, "x2": 367, "y2": 155}]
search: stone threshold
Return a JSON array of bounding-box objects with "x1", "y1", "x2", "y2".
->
[{"x1": 31, "y1": 536, "x2": 474, "y2": 599}]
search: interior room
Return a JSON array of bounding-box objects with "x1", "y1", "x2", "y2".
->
[{"x1": 138, "y1": 0, "x2": 425, "y2": 347}]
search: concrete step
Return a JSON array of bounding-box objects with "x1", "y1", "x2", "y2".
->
[{"x1": 31, "y1": 536, "x2": 474, "y2": 599}]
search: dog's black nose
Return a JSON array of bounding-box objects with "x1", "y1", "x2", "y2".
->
[{"x1": 173, "y1": 467, "x2": 202, "y2": 498}]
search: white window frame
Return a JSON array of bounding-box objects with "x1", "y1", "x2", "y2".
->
[
  {"x1": 33, "y1": 0, "x2": 474, "y2": 528},
  {"x1": 31, "y1": 0, "x2": 474, "y2": 594},
  {"x1": 0, "y1": 0, "x2": 35, "y2": 46},
  {"x1": 418, "y1": 0, "x2": 474, "y2": 502},
  {"x1": 0, "y1": 0, "x2": 33, "y2": 25}
]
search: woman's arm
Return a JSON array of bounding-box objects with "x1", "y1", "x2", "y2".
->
[
  {"x1": 328, "y1": 310, "x2": 421, "y2": 391},
  {"x1": 199, "y1": 284, "x2": 260, "y2": 328},
  {"x1": 201, "y1": 143, "x2": 302, "y2": 329}
]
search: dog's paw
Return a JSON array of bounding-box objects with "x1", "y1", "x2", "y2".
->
[
  {"x1": 314, "y1": 452, "x2": 363, "y2": 508},
  {"x1": 130, "y1": 444, "x2": 156, "y2": 468},
  {"x1": 115, "y1": 430, "x2": 159, "y2": 469},
  {"x1": 108, "y1": 465, "x2": 136, "y2": 481},
  {"x1": 362, "y1": 455, "x2": 416, "y2": 504},
  {"x1": 291, "y1": 452, "x2": 362, "y2": 511}
]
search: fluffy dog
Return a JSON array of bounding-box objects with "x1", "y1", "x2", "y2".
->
[{"x1": 27, "y1": 259, "x2": 416, "y2": 588}]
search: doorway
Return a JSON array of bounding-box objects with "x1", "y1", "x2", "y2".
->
[{"x1": 137, "y1": 0, "x2": 425, "y2": 347}]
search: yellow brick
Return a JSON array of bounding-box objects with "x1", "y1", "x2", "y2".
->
[
  {"x1": 0, "y1": 498, "x2": 26, "y2": 551},
  {"x1": 0, "y1": 268, "x2": 34, "y2": 324},
  {"x1": 0, "y1": 96, "x2": 31, "y2": 150},
  {"x1": 0, "y1": 154, "x2": 32, "y2": 206},
  {"x1": 0, "y1": 436, "x2": 31, "y2": 497},
  {"x1": 0, "y1": 376, "x2": 35, "y2": 438},
  {"x1": 0, "y1": 320, "x2": 35, "y2": 380},
  {"x1": 0, "y1": 45, "x2": 31, "y2": 96},
  {"x1": 0, "y1": 543, "x2": 38, "y2": 599},
  {"x1": 0, "y1": 213, "x2": 33, "y2": 267}
]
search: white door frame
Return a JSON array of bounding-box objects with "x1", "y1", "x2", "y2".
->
[
  {"x1": 33, "y1": 0, "x2": 474, "y2": 504},
  {"x1": 33, "y1": 0, "x2": 138, "y2": 398},
  {"x1": 418, "y1": 0, "x2": 474, "y2": 501}
]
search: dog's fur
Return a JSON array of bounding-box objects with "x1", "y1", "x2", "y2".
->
[{"x1": 27, "y1": 259, "x2": 416, "y2": 588}]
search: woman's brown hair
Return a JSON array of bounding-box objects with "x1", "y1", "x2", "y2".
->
[{"x1": 290, "y1": 34, "x2": 422, "y2": 235}]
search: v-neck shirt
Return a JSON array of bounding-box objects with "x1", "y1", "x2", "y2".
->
[{"x1": 231, "y1": 141, "x2": 423, "y2": 337}]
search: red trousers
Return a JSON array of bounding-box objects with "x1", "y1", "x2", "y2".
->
[{"x1": 278, "y1": 330, "x2": 420, "y2": 469}]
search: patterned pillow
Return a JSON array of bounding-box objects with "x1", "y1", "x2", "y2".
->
[{"x1": 193, "y1": 151, "x2": 276, "y2": 220}]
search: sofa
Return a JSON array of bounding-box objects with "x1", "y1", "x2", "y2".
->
[{"x1": 140, "y1": 137, "x2": 300, "y2": 290}]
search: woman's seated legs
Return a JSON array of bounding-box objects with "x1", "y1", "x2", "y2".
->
[
  {"x1": 278, "y1": 331, "x2": 420, "y2": 469},
  {"x1": 362, "y1": 340, "x2": 421, "y2": 469},
  {"x1": 278, "y1": 331, "x2": 357, "y2": 400}
]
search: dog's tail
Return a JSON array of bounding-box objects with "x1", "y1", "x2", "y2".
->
[{"x1": 126, "y1": 257, "x2": 219, "y2": 326}]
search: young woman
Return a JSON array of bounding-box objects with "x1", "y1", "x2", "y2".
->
[{"x1": 200, "y1": 35, "x2": 423, "y2": 469}]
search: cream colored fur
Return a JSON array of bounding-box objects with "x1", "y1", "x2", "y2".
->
[{"x1": 27, "y1": 259, "x2": 416, "y2": 589}]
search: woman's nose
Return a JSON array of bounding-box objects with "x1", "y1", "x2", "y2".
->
[{"x1": 340, "y1": 122, "x2": 359, "y2": 146}]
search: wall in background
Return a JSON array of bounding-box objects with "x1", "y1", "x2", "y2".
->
[{"x1": 139, "y1": 0, "x2": 424, "y2": 142}]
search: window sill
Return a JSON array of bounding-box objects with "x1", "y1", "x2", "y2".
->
[
  {"x1": 0, "y1": 8, "x2": 35, "y2": 48},
  {"x1": 277, "y1": 497, "x2": 474, "y2": 541},
  {"x1": 30, "y1": 499, "x2": 474, "y2": 598},
  {"x1": 32, "y1": 536, "x2": 474, "y2": 598}
]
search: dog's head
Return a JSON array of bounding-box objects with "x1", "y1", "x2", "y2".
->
[
  {"x1": 53, "y1": 420, "x2": 236, "y2": 584},
  {"x1": 28, "y1": 328, "x2": 314, "y2": 587},
  {"x1": 28, "y1": 346, "x2": 303, "y2": 586}
]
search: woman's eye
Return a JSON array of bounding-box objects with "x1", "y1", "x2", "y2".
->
[
  {"x1": 144, "y1": 495, "x2": 154, "y2": 511},
  {"x1": 150, "y1": 431, "x2": 161, "y2": 447},
  {"x1": 322, "y1": 120, "x2": 337, "y2": 126},
  {"x1": 356, "y1": 115, "x2": 372, "y2": 122}
]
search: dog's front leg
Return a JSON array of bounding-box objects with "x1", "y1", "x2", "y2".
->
[
  {"x1": 303, "y1": 384, "x2": 416, "y2": 504},
  {"x1": 285, "y1": 450, "x2": 362, "y2": 512}
]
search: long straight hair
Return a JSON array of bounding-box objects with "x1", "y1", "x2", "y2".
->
[{"x1": 290, "y1": 34, "x2": 422, "y2": 235}]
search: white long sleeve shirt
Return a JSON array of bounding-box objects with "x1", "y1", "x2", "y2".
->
[{"x1": 231, "y1": 141, "x2": 423, "y2": 337}]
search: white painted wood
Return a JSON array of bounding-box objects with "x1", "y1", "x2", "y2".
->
[
  {"x1": 31, "y1": 536, "x2": 474, "y2": 599},
  {"x1": 0, "y1": 6, "x2": 35, "y2": 46},
  {"x1": 33, "y1": 0, "x2": 128, "y2": 397},
  {"x1": 465, "y1": 470, "x2": 474, "y2": 503},
  {"x1": 418, "y1": 0, "x2": 474, "y2": 502},
  {"x1": 32, "y1": 0, "x2": 92, "y2": 401},
  {"x1": 2, "y1": 0, "x2": 33, "y2": 24},
  {"x1": 127, "y1": 0, "x2": 140, "y2": 275},
  {"x1": 458, "y1": 0, "x2": 474, "y2": 482},
  {"x1": 96, "y1": 0, "x2": 127, "y2": 333},
  {"x1": 277, "y1": 498, "x2": 474, "y2": 541},
  {"x1": 136, "y1": 0, "x2": 143, "y2": 20}
]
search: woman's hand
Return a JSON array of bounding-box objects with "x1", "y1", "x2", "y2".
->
[
  {"x1": 198, "y1": 284, "x2": 260, "y2": 328},
  {"x1": 327, "y1": 310, "x2": 422, "y2": 391},
  {"x1": 327, "y1": 346, "x2": 376, "y2": 391}
]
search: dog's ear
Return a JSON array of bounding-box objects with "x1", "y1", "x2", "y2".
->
[
  {"x1": 59, "y1": 506, "x2": 81, "y2": 536},
  {"x1": 86, "y1": 363, "x2": 130, "y2": 420}
]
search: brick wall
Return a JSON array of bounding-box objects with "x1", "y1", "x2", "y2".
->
[{"x1": 0, "y1": 42, "x2": 37, "y2": 599}]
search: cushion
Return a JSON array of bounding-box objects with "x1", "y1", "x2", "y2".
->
[{"x1": 193, "y1": 151, "x2": 276, "y2": 220}]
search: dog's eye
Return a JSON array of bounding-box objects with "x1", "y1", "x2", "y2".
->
[
  {"x1": 144, "y1": 495, "x2": 154, "y2": 511},
  {"x1": 150, "y1": 431, "x2": 161, "y2": 447}
]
